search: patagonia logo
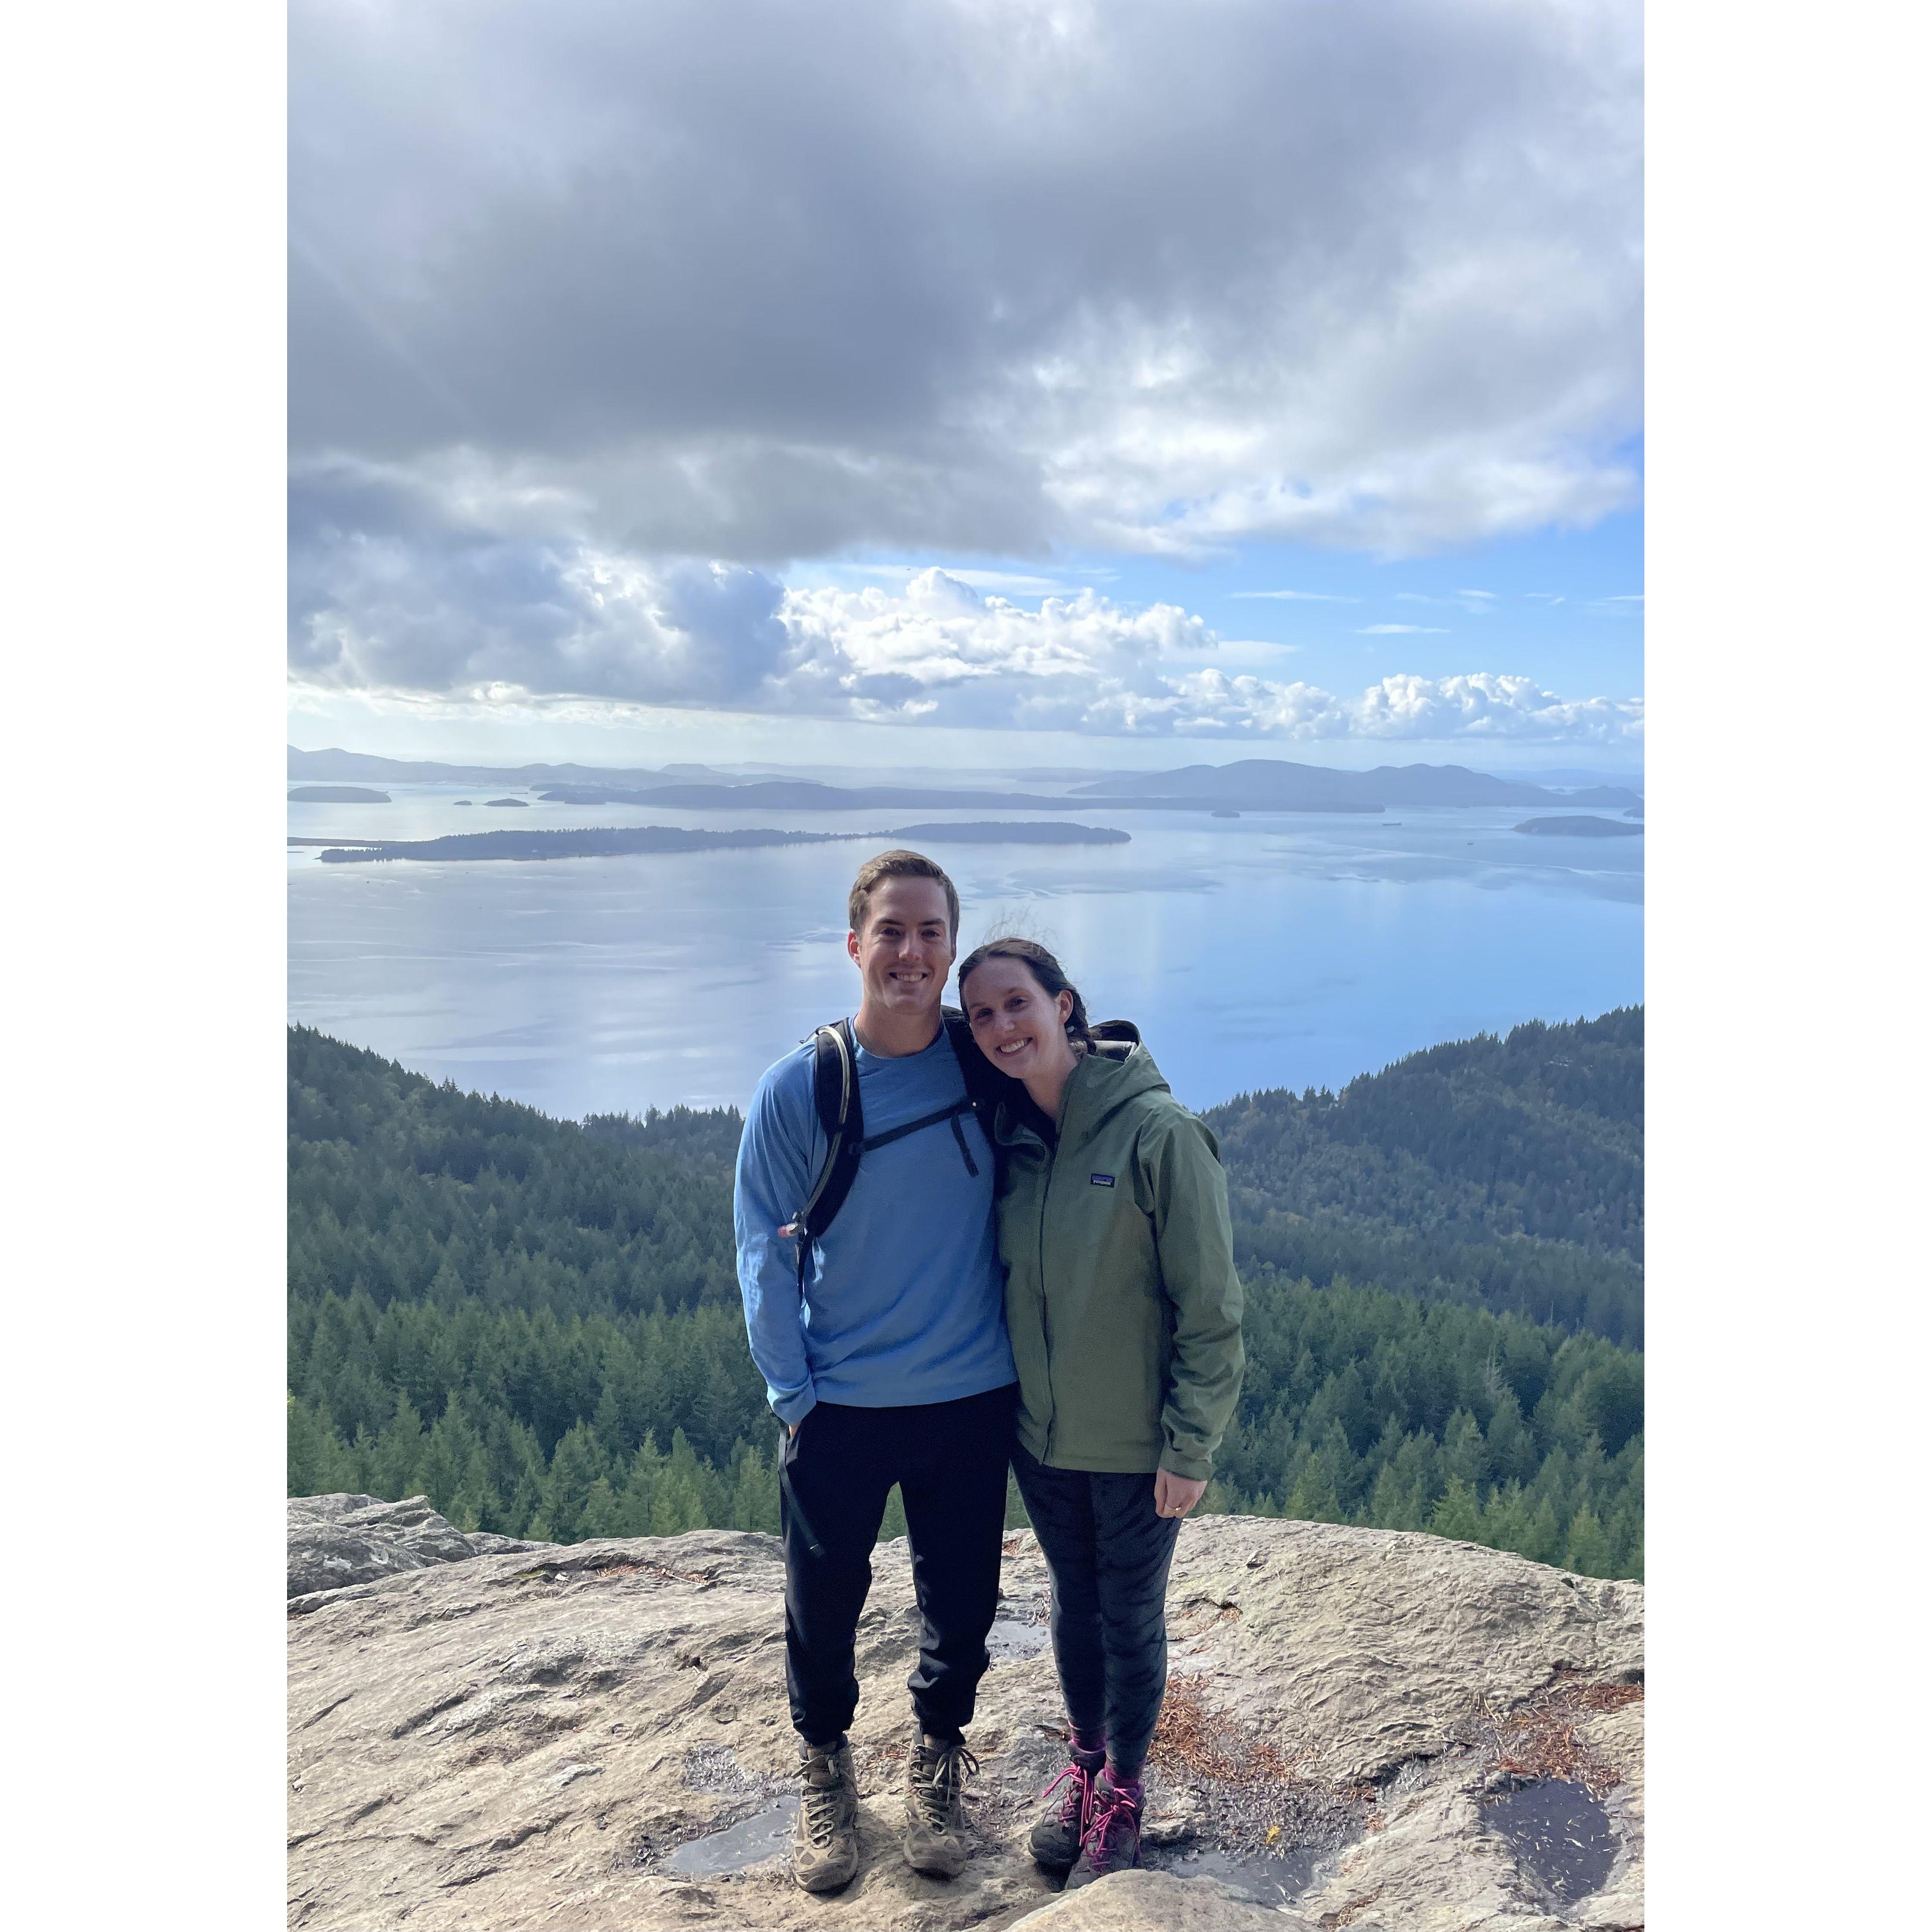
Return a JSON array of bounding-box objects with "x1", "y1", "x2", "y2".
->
[{"x1": 1090, "y1": 1172, "x2": 1116, "y2": 1188}]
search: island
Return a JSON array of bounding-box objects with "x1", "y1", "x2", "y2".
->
[
  {"x1": 1624, "y1": 806, "x2": 1643, "y2": 820},
  {"x1": 312, "y1": 822, "x2": 1132, "y2": 864},
  {"x1": 1513, "y1": 816, "x2": 1645, "y2": 838},
  {"x1": 881, "y1": 822, "x2": 1129, "y2": 845},
  {"x1": 288, "y1": 786, "x2": 391, "y2": 804},
  {"x1": 1211, "y1": 809, "x2": 1240, "y2": 819},
  {"x1": 483, "y1": 797, "x2": 530, "y2": 808}
]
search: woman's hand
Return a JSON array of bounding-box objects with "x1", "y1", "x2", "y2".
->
[{"x1": 1153, "y1": 1469, "x2": 1208, "y2": 1519}]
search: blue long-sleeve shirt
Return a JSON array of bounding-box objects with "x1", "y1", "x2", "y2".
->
[{"x1": 734, "y1": 1024, "x2": 1015, "y2": 1425}]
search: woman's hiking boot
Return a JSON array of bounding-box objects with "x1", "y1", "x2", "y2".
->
[
  {"x1": 1063, "y1": 1771, "x2": 1143, "y2": 1890},
  {"x1": 902, "y1": 1728, "x2": 978, "y2": 1878},
  {"x1": 1028, "y1": 1749, "x2": 1104, "y2": 1870},
  {"x1": 791, "y1": 1737, "x2": 860, "y2": 1893}
]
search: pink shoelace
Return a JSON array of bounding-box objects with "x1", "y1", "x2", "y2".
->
[
  {"x1": 1079, "y1": 1780, "x2": 1141, "y2": 1871},
  {"x1": 1039, "y1": 1758, "x2": 1099, "y2": 1833}
]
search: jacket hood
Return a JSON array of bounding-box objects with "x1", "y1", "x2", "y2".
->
[
  {"x1": 1057, "y1": 1026, "x2": 1172, "y2": 1150},
  {"x1": 988, "y1": 1019, "x2": 1170, "y2": 1150}
]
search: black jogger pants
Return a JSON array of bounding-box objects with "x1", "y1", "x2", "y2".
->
[
  {"x1": 779, "y1": 1382, "x2": 1017, "y2": 1748},
  {"x1": 1010, "y1": 1439, "x2": 1183, "y2": 1780}
]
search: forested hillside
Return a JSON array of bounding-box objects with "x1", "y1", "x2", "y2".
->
[
  {"x1": 1207, "y1": 1009, "x2": 1644, "y2": 1345},
  {"x1": 288, "y1": 1023, "x2": 1642, "y2": 1577}
]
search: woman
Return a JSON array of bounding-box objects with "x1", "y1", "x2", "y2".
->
[{"x1": 956, "y1": 937, "x2": 1244, "y2": 1890}]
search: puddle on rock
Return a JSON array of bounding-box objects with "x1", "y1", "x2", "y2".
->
[
  {"x1": 986, "y1": 1617, "x2": 1051, "y2": 1662},
  {"x1": 1143, "y1": 1840, "x2": 1325, "y2": 1904},
  {"x1": 1481, "y1": 1779, "x2": 1617, "y2": 1905},
  {"x1": 661, "y1": 1800, "x2": 794, "y2": 1876}
]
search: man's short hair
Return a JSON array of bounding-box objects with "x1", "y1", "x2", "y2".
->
[{"x1": 848, "y1": 850, "x2": 960, "y2": 940}]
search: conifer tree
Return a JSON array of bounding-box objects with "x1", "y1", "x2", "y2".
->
[
  {"x1": 1430, "y1": 1477, "x2": 1484, "y2": 1544},
  {"x1": 1440, "y1": 1409, "x2": 1489, "y2": 1491},
  {"x1": 1484, "y1": 1391, "x2": 1537, "y2": 1488},
  {"x1": 1364, "y1": 1461, "x2": 1411, "y2": 1531},
  {"x1": 1480, "y1": 1480, "x2": 1534, "y2": 1557},
  {"x1": 371, "y1": 1393, "x2": 426, "y2": 1499},
  {"x1": 1284, "y1": 1461, "x2": 1343, "y2": 1524},
  {"x1": 288, "y1": 1396, "x2": 340, "y2": 1497},
  {"x1": 449, "y1": 1443, "x2": 503, "y2": 1535},
  {"x1": 1524, "y1": 1493, "x2": 1564, "y2": 1567},
  {"x1": 616, "y1": 1435, "x2": 666, "y2": 1535},
  {"x1": 579, "y1": 1476, "x2": 626, "y2": 1539},
  {"x1": 540, "y1": 1422, "x2": 612, "y2": 1543},
  {"x1": 1563, "y1": 1504, "x2": 1612, "y2": 1577},
  {"x1": 726, "y1": 1443, "x2": 778, "y2": 1535},
  {"x1": 504, "y1": 1419, "x2": 549, "y2": 1538},
  {"x1": 1607, "y1": 1500, "x2": 1644, "y2": 1581}
]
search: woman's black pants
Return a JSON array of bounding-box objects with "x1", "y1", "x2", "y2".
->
[{"x1": 1010, "y1": 1440, "x2": 1182, "y2": 1779}]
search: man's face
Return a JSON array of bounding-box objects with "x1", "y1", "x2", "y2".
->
[{"x1": 848, "y1": 877, "x2": 955, "y2": 1021}]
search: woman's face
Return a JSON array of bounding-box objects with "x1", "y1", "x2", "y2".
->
[{"x1": 962, "y1": 955, "x2": 1077, "y2": 1084}]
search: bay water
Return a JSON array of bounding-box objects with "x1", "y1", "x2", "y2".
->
[{"x1": 288, "y1": 784, "x2": 1642, "y2": 1119}]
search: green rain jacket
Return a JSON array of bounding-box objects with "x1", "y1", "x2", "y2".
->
[{"x1": 992, "y1": 1025, "x2": 1244, "y2": 1481}]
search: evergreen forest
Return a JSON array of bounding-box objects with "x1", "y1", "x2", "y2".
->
[
  {"x1": 288, "y1": 1013, "x2": 1643, "y2": 1579},
  {"x1": 1205, "y1": 1007, "x2": 1643, "y2": 1346}
]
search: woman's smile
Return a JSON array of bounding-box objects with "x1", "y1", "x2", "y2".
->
[{"x1": 962, "y1": 949, "x2": 1082, "y2": 1117}]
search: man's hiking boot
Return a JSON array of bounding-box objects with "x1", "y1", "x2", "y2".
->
[
  {"x1": 1029, "y1": 1749, "x2": 1103, "y2": 1871},
  {"x1": 1063, "y1": 1770, "x2": 1143, "y2": 1891},
  {"x1": 902, "y1": 1727, "x2": 978, "y2": 1878},
  {"x1": 792, "y1": 1737, "x2": 860, "y2": 1893}
]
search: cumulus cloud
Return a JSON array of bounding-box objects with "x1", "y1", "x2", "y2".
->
[
  {"x1": 291, "y1": 0, "x2": 1641, "y2": 565},
  {"x1": 290, "y1": 548, "x2": 1640, "y2": 744}
]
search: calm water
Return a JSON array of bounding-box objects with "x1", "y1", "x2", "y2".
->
[{"x1": 287, "y1": 783, "x2": 1642, "y2": 1117}]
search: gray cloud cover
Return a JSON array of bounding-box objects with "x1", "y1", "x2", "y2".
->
[{"x1": 291, "y1": 0, "x2": 1641, "y2": 736}]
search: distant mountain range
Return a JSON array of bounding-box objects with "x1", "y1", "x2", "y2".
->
[
  {"x1": 1073, "y1": 759, "x2": 1642, "y2": 810},
  {"x1": 289, "y1": 746, "x2": 1641, "y2": 813},
  {"x1": 538, "y1": 780, "x2": 1068, "y2": 810},
  {"x1": 529, "y1": 779, "x2": 1377, "y2": 814}
]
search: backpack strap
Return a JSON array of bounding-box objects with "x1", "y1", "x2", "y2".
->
[{"x1": 782, "y1": 1019, "x2": 864, "y2": 1290}]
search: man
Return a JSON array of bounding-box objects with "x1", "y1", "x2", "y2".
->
[{"x1": 734, "y1": 850, "x2": 1019, "y2": 1895}]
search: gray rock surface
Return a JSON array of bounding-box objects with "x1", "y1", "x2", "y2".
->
[
  {"x1": 286, "y1": 1493, "x2": 552, "y2": 1601},
  {"x1": 287, "y1": 1512, "x2": 1643, "y2": 1931},
  {"x1": 1007, "y1": 1869, "x2": 1314, "y2": 1929}
]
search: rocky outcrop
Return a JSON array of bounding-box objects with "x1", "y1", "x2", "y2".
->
[
  {"x1": 287, "y1": 1507, "x2": 1642, "y2": 1931},
  {"x1": 287, "y1": 1493, "x2": 552, "y2": 1604},
  {"x1": 1010, "y1": 1871, "x2": 1315, "y2": 1928}
]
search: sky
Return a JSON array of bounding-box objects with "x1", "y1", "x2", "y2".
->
[{"x1": 289, "y1": 0, "x2": 1643, "y2": 777}]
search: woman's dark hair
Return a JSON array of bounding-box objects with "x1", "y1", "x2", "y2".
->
[{"x1": 956, "y1": 936, "x2": 1095, "y2": 1052}]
